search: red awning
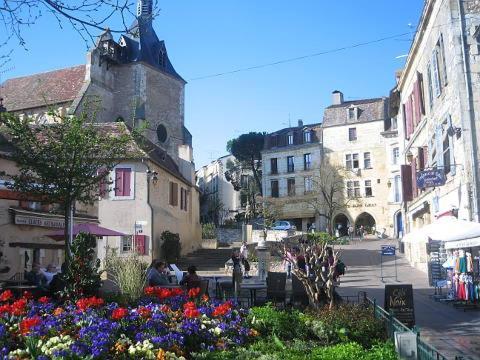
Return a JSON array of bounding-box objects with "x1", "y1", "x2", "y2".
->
[{"x1": 47, "y1": 223, "x2": 126, "y2": 241}]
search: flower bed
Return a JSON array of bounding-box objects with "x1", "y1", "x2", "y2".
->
[{"x1": 0, "y1": 288, "x2": 257, "y2": 359}]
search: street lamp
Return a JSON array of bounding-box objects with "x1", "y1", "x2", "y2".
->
[
  {"x1": 387, "y1": 179, "x2": 392, "y2": 188},
  {"x1": 406, "y1": 150, "x2": 413, "y2": 163}
]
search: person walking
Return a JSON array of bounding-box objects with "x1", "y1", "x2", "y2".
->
[
  {"x1": 360, "y1": 225, "x2": 365, "y2": 241},
  {"x1": 231, "y1": 250, "x2": 243, "y2": 301},
  {"x1": 348, "y1": 225, "x2": 354, "y2": 241},
  {"x1": 240, "y1": 241, "x2": 250, "y2": 278}
]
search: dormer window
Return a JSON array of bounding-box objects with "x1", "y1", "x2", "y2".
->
[
  {"x1": 158, "y1": 49, "x2": 165, "y2": 68},
  {"x1": 347, "y1": 107, "x2": 358, "y2": 121},
  {"x1": 287, "y1": 133, "x2": 294, "y2": 145},
  {"x1": 303, "y1": 130, "x2": 311, "y2": 143}
]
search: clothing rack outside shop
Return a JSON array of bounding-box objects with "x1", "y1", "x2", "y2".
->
[{"x1": 351, "y1": 292, "x2": 472, "y2": 360}]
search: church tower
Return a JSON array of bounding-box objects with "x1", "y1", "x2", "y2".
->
[{"x1": 85, "y1": 0, "x2": 194, "y2": 182}]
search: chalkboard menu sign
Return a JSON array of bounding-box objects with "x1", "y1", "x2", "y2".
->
[{"x1": 384, "y1": 284, "x2": 415, "y2": 328}]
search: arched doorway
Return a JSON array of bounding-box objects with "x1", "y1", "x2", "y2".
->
[
  {"x1": 355, "y1": 212, "x2": 376, "y2": 235},
  {"x1": 333, "y1": 213, "x2": 350, "y2": 236},
  {"x1": 395, "y1": 211, "x2": 403, "y2": 238}
]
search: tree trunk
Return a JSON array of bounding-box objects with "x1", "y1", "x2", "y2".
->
[{"x1": 251, "y1": 158, "x2": 262, "y2": 196}]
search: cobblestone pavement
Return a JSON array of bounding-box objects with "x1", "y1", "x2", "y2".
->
[{"x1": 335, "y1": 239, "x2": 480, "y2": 360}]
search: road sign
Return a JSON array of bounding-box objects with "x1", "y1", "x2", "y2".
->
[{"x1": 381, "y1": 245, "x2": 396, "y2": 256}]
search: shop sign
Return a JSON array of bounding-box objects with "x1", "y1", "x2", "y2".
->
[
  {"x1": 15, "y1": 215, "x2": 64, "y2": 228},
  {"x1": 381, "y1": 245, "x2": 396, "y2": 256},
  {"x1": 384, "y1": 284, "x2": 415, "y2": 328},
  {"x1": 416, "y1": 169, "x2": 446, "y2": 188}
]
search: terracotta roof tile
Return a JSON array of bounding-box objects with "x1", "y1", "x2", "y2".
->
[{"x1": 1, "y1": 65, "x2": 86, "y2": 112}]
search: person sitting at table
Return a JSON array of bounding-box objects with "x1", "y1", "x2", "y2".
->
[
  {"x1": 26, "y1": 263, "x2": 48, "y2": 288},
  {"x1": 180, "y1": 265, "x2": 201, "y2": 289},
  {"x1": 147, "y1": 260, "x2": 170, "y2": 286},
  {"x1": 42, "y1": 264, "x2": 57, "y2": 286},
  {"x1": 49, "y1": 262, "x2": 67, "y2": 299}
]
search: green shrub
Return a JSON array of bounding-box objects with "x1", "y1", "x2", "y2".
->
[
  {"x1": 61, "y1": 232, "x2": 102, "y2": 299},
  {"x1": 307, "y1": 232, "x2": 336, "y2": 244},
  {"x1": 305, "y1": 305, "x2": 386, "y2": 348},
  {"x1": 202, "y1": 223, "x2": 217, "y2": 239},
  {"x1": 310, "y1": 342, "x2": 365, "y2": 360},
  {"x1": 365, "y1": 342, "x2": 398, "y2": 360},
  {"x1": 160, "y1": 230, "x2": 181, "y2": 263},
  {"x1": 249, "y1": 304, "x2": 309, "y2": 340}
]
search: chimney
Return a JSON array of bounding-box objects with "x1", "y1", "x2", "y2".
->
[
  {"x1": 332, "y1": 90, "x2": 344, "y2": 105},
  {"x1": 298, "y1": 119, "x2": 303, "y2": 128}
]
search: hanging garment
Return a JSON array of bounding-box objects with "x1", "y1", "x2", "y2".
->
[
  {"x1": 459, "y1": 256, "x2": 467, "y2": 273},
  {"x1": 468, "y1": 277, "x2": 475, "y2": 302},
  {"x1": 466, "y1": 253, "x2": 474, "y2": 273}
]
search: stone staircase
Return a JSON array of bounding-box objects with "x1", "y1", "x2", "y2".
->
[{"x1": 176, "y1": 247, "x2": 237, "y2": 273}]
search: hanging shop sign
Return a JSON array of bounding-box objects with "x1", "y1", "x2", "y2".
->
[
  {"x1": 15, "y1": 215, "x2": 65, "y2": 229},
  {"x1": 384, "y1": 284, "x2": 415, "y2": 328},
  {"x1": 416, "y1": 169, "x2": 446, "y2": 189}
]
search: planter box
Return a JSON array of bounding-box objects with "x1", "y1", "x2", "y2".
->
[{"x1": 201, "y1": 238, "x2": 218, "y2": 249}]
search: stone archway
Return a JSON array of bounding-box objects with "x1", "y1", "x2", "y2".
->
[
  {"x1": 333, "y1": 213, "x2": 350, "y2": 237},
  {"x1": 355, "y1": 212, "x2": 376, "y2": 235}
]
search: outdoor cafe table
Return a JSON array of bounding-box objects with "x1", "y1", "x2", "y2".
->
[
  {"x1": 241, "y1": 280, "x2": 267, "y2": 306},
  {"x1": 5, "y1": 284, "x2": 38, "y2": 297}
]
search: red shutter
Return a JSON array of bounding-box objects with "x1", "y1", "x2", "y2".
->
[
  {"x1": 401, "y1": 165, "x2": 413, "y2": 202},
  {"x1": 115, "y1": 169, "x2": 124, "y2": 196},
  {"x1": 402, "y1": 104, "x2": 408, "y2": 140},
  {"x1": 413, "y1": 85, "x2": 420, "y2": 127},
  {"x1": 98, "y1": 167, "x2": 108, "y2": 197},
  {"x1": 418, "y1": 147, "x2": 425, "y2": 171},
  {"x1": 135, "y1": 235, "x2": 147, "y2": 255},
  {"x1": 115, "y1": 168, "x2": 131, "y2": 197},
  {"x1": 404, "y1": 99, "x2": 413, "y2": 139},
  {"x1": 411, "y1": 158, "x2": 418, "y2": 198},
  {"x1": 122, "y1": 168, "x2": 131, "y2": 196}
]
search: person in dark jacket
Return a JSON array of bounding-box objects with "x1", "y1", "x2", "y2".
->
[
  {"x1": 146, "y1": 260, "x2": 170, "y2": 286},
  {"x1": 180, "y1": 265, "x2": 201, "y2": 289}
]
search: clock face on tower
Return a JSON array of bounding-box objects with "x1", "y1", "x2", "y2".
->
[{"x1": 156, "y1": 124, "x2": 168, "y2": 143}]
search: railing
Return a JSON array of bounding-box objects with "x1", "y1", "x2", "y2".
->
[{"x1": 362, "y1": 295, "x2": 472, "y2": 360}]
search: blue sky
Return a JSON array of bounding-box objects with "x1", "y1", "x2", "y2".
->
[{"x1": 2, "y1": 1, "x2": 424, "y2": 168}]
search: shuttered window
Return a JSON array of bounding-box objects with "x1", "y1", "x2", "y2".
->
[
  {"x1": 135, "y1": 235, "x2": 148, "y2": 255},
  {"x1": 169, "y1": 182, "x2": 178, "y2": 206},
  {"x1": 432, "y1": 50, "x2": 441, "y2": 97},
  {"x1": 114, "y1": 168, "x2": 132, "y2": 197},
  {"x1": 401, "y1": 165, "x2": 413, "y2": 202}
]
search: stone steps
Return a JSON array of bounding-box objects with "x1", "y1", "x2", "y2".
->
[{"x1": 177, "y1": 248, "x2": 237, "y2": 272}]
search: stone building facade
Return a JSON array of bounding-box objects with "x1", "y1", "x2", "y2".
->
[
  {"x1": 196, "y1": 155, "x2": 246, "y2": 225},
  {"x1": 321, "y1": 91, "x2": 396, "y2": 237},
  {"x1": 261, "y1": 120, "x2": 322, "y2": 231},
  {"x1": 392, "y1": 0, "x2": 480, "y2": 271},
  {"x1": 0, "y1": 0, "x2": 201, "y2": 279}
]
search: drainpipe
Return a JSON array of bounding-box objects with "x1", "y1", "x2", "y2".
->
[
  {"x1": 142, "y1": 158, "x2": 155, "y2": 258},
  {"x1": 457, "y1": 0, "x2": 480, "y2": 221}
]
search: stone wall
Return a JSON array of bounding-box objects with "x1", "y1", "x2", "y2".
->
[{"x1": 216, "y1": 228, "x2": 242, "y2": 244}]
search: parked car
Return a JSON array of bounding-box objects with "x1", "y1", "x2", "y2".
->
[{"x1": 271, "y1": 221, "x2": 296, "y2": 231}]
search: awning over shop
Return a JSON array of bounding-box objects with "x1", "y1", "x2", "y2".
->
[
  {"x1": 401, "y1": 216, "x2": 480, "y2": 249},
  {"x1": 47, "y1": 223, "x2": 126, "y2": 241}
]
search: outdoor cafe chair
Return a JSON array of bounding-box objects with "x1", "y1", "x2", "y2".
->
[{"x1": 266, "y1": 272, "x2": 287, "y2": 306}]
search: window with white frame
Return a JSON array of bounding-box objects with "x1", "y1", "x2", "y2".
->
[
  {"x1": 394, "y1": 175, "x2": 401, "y2": 203},
  {"x1": 392, "y1": 147, "x2": 399, "y2": 165},
  {"x1": 348, "y1": 127, "x2": 357, "y2": 141},
  {"x1": 346, "y1": 153, "x2": 359, "y2": 170},
  {"x1": 287, "y1": 134, "x2": 294, "y2": 145},
  {"x1": 365, "y1": 180, "x2": 373, "y2": 197},
  {"x1": 304, "y1": 153, "x2": 312, "y2": 170},
  {"x1": 346, "y1": 181, "x2": 361, "y2": 198},
  {"x1": 121, "y1": 235, "x2": 133, "y2": 252},
  {"x1": 347, "y1": 107, "x2": 357, "y2": 121},
  {"x1": 364, "y1": 152, "x2": 372, "y2": 169},
  {"x1": 113, "y1": 166, "x2": 134, "y2": 199},
  {"x1": 303, "y1": 130, "x2": 311, "y2": 143},
  {"x1": 304, "y1": 176, "x2": 313, "y2": 193}
]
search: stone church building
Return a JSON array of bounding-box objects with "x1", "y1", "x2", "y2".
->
[{"x1": 0, "y1": 0, "x2": 201, "y2": 279}]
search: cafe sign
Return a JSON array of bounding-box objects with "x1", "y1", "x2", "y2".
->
[
  {"x1": 416, "y1": 169, "x2": 446, "y2": 189},
  {"x1": 15, "y1": 215, "x2": 65, "y2": 228}
]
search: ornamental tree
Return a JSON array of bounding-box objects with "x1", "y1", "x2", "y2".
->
[
  {"x1": 226, "y1": 132, "x2": 265, "y2": 196},
  {"x1": 0, "y1": 110, "x2": 135, "y2": 264}
]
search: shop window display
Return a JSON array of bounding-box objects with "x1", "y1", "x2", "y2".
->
[{"x1": 443, "y1": 249, "x2": 480, "y2": 303}]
